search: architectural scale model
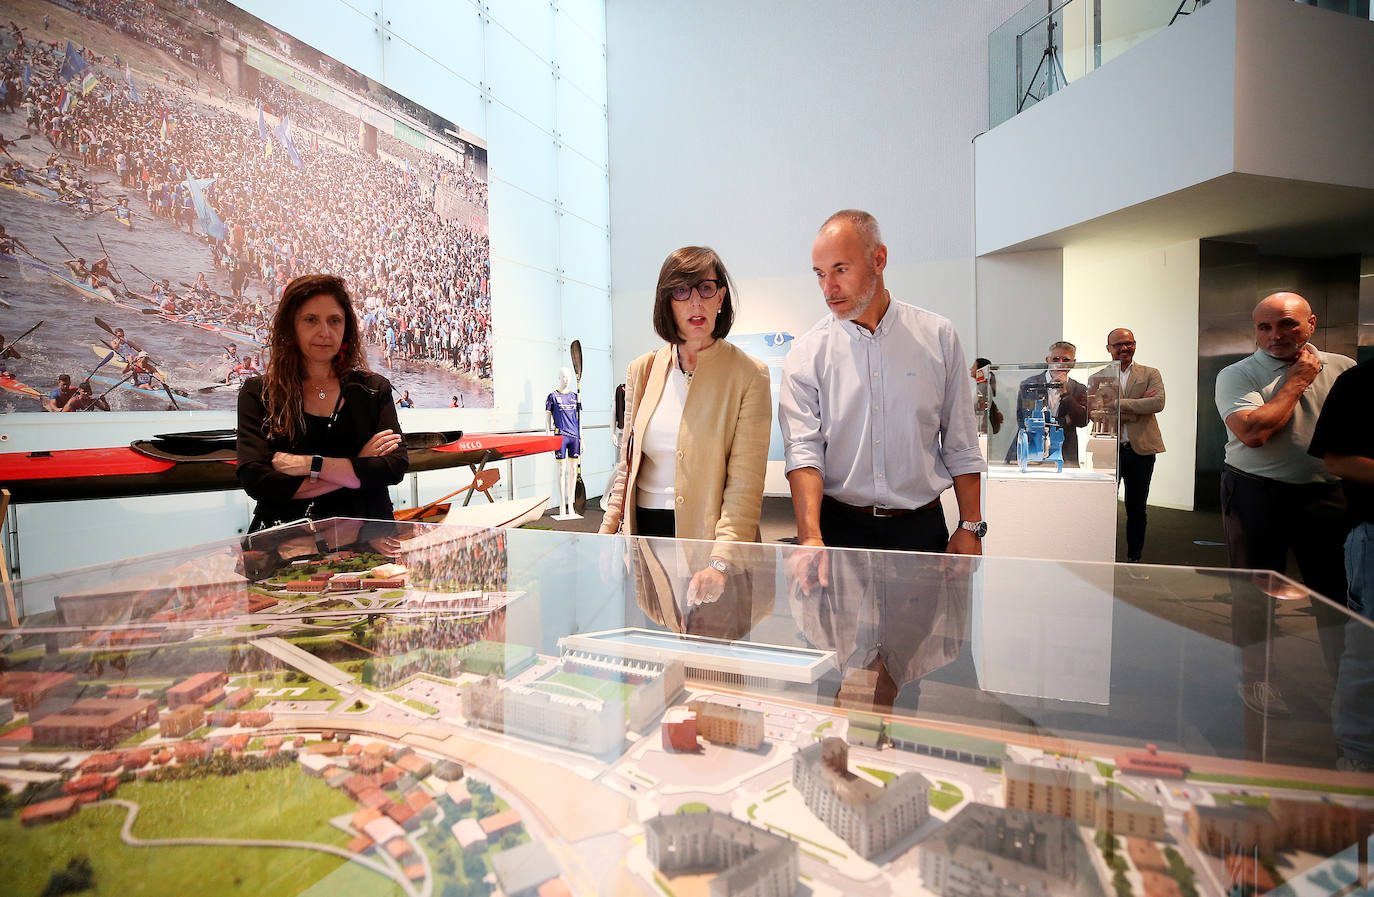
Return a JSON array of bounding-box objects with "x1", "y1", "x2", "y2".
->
[{"x1": 3, "y1": 522, "x2": 1372, "y2": 897}]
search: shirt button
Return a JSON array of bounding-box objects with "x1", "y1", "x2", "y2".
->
[
  {"x1": 675, "y1": 496, "x2": 684, "y2": 505},
  {"x1": 676, "y1": 451, "x2": 684, "y2": 459},
  {"x1": 871, "y1": 371, "x2": 879, "y2": 377}
]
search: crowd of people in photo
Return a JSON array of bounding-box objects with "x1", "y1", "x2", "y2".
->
[
  {"x1": 0, "y1": 7, "x2": 494, "y2": 391},
  {"x1": 405, "y1": 530, "x2": 508, "y2": 592}
]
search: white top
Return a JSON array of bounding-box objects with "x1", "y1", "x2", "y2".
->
[
  {"x1": 1215, "y1": 346, "x2": 1355, "y2": 484},
  {"x1": 636, "y1": 365, "x2": 690, "y2": 510},
  {"x1": 779, "y1": 299, "x2": 986, "y2": 509},
  {"x1": 1117, "y1": 362, "x2": 1133, "y2": 443}
]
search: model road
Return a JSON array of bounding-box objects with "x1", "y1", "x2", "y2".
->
[{"x1": 103, "y1": 798, "x2": 419, "y2": 897}]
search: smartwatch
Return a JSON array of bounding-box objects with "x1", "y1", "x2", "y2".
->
[
  {"x1": 708, "y1": 557, "x2": 730, "y2": 575},
  {"x1": 958, "y1": 520, "x2": 988, "y2": 539},
  {"x1": 309, "y1": 454, "x2": 324, "y2": 482}
]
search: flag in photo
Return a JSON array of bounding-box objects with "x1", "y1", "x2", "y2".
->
[
  {"x1": 59, "y1": 40, "x2": 88, "y2": 83},
  {"x1": 57, "y1": 89, "x2": 72, "y2": 114},
  {"x1": 159, "y1": 114, "x2": 170, "y2": 143},
  {"x1": 21, "y1": 65, "x2": 30, "y2": 86},
  {"x1": 404, "y1": 157, "x2": 411, "y2": 185},
  {"x1": 257, "y1": 102, "x2": 270, "y2": 143},
  {"x1": 80, "y1": 70, "x2": 99, "y2": 96},
  {"x1": 125, "y1": 64, "x2": 139, "y2": 102},
  {"x1": 272, "y1": 115, "x2": 304, "y2": 169}
]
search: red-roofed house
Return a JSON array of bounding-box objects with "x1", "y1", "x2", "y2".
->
[
  {"x1": 225, "y1": 687, "x2": 255, "y2": 709},
  {"x1": 377, "y1": 766, "x2": 402, "y2": 787},
  {"x1": 80, "y1": 752, "x2": 122, "y2": 773},
  {"x1": 0, "y1": 671, "x2": 78, "y2": 710},
  {"x1": 63, "y1": 774, "x2": 117, "y2": 798},
  {"x1": 395, "y1": 753, "x2": 432, "y2": 778},
  {"x1": 404, "y1": 863, "x2": 425, "y2": 881},
  {"x1": 385, "y1": 802, "x2": 419, "y2": 830},
  {"x1": 404, "y1": 789, "x2": 437, "y2": 818},
  {"x1": 121, "y1": 748, "x2": 152, "y2": 769},
  {"x1": 1116, "y1": 744, "x2": 1190, "y2": 780},
  {"x1": 207, "y1": 711, "x2": 239, "y2": 728},
  {"x1": 194, "y1": 688, "x2": 226, "y2": 708},
  {"x1": 225, "y1": 734, "x2": 251, "y2": 753},
  {"x1": 353, "y1": 807, "x2": 383, "y2": 831},
  {"x1": 32, "y1": 698, "x2": 159, "y2": 748},
  {"x1": 160, "y1": 706, "x2": 204, "y2": 738},
  {"x1": 167, "y1": 672, "x2": 228, "y2": 708},
  {"x1": 352, "y1": 753, "x2": 384, "y2": 774},
  {"x1": 386, "y1": 838, "x2": 415, "y2": 860},
  {"x1": 238, "y1": 711, "x2": 272, "y2": 728},
  {"x1": 347, "y1": 835, "x2": 374, "y2": 854},
  {"x1": 479, "y1": 809, "x2": 521, "y2": 837},
  {"x1": 538, "y1": 880, "x2": 573, "y2": 897},
  {"x1": 358, "y1": 788, "x2": 391, "y2": 811},
  {"x1": 343, "y1": 774, "x2": 379, "y2": 800},
  {"x1": 20, "y1": 796, "x2": 79, "y2": 826}
]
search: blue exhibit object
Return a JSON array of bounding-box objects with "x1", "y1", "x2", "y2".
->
[{"x1": 1016, "y1": 393, "x2": 1065, "y2": 472}]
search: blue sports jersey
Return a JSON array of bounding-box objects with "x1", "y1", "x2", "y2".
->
[{"x1": 546, "y1": 390, "x2": 581, "y2": 437}]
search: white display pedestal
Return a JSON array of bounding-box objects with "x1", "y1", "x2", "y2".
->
[{"x1": 939, "y1": 469, "x2": 1118, "y2": 563}]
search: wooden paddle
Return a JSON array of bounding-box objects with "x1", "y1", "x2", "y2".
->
[
  {"x1": 570, "y1": 339, "x2": 586, "y2": 514},
  {"x1": 394, "y1": 469, "x2": 501, "y2": 522},
  {"x1": 95, "y1": 233, "x2": 125, "y2": 283}
]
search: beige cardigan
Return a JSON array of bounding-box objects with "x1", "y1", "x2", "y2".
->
[{"x1": 600, "y1": 340, "x2": 771, "y2": 555}]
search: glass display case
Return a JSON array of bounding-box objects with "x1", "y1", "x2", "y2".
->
[
  {"x1": 978, "y1": 360, "x2": 1121, "y2": 479},
  {"x1": 2, "y1": 518, "x2": 1371, "y2": 897}
]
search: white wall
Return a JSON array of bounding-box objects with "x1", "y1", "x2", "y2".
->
[
  {"x1": 975, "y1": 0, "x2": 1238, "y2": 254},
  {"x1": 974, "y1": 249, "x2": 1065, "y2": 365},
  {"x1": 3, "y1": 0, "x2": 611, "y2": 579},
  {"x1": 1063, "y1": 239, "x2": 1200, "y2": 510},
  {"x1": 605, "y1": 0, "x2": 1030, "y2": 376}
]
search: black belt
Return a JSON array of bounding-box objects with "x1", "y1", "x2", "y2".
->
[
  {"x1": 823, "y1": 495, "x2": 940, "y2": 518},
  {"x1": 1224, "y1": 464, "x2": 1334, "y2": 490}
]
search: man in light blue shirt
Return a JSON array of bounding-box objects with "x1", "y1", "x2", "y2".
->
[{"x1": 779, "y1": 210, "x2": 986, "y2": 559}]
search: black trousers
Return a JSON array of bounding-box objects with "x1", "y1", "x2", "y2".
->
[
  {"x1": 635, "y1": 507, "x2": 675, "y2": 538},
  {"x1": 1221, "y1": 467, "x2": 1349, "y2": 678},
  {"x1": 1120, "y1": 442, "x2": 1156, "y2": 561},
  {"x1": 820, "y1": 497, "x2": 949, "y2": 552}
]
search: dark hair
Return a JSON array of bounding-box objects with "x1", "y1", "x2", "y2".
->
[
  {"x1": 974, "y1": 357, "x2": 992, "y2": 369},
  {"x1": 262, "y1": 274, "x2": 368, "y2": 441},
  {"x1": 652, "y1": 246, "x2": 736, "y2": 345},
  {"x1": 57, "y1": 373, "x2": 71, "y2": 385}
]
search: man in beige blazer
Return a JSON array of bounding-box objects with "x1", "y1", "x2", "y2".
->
[{"x1": 1090, "y1": 328, "x2": 1165, "y2": 562}]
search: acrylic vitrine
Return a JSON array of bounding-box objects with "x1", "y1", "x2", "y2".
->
[
  {"x1": 978, "y1": 360, "x2": 1123, "y2": 478},
  {"x1": 1, "y1": 517, "x2": 1370, "y2": 897}
]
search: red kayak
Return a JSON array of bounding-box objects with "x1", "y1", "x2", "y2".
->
[{"x1": 0, "y1": 430, "x2": 563, "y2": 503}]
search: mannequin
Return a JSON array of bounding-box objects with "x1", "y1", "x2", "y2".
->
[{"x1": 545, "y1": 367, "x2": 581, "y2": 518}]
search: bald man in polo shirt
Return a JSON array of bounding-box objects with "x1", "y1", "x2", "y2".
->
[{"x1": 1216, "y1": 291, "x2": 1355, "y2": 715}]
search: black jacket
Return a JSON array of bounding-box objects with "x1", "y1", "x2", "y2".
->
[{"x1": 237, "y1": 370, "x2": 407, "y2": 530}]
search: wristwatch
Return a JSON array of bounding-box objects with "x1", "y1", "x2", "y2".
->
[
  {"x1": 309, "y1": 454, "x2": 324, "y2": 482},
  {"x1": 708, "y1": 557, "x2": 730, "y2": 575},
  {"x1": 958, "y1": 520, "x2": 988, "y2": 539}
]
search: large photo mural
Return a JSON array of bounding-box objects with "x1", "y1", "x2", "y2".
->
[{"x1": 0, "y1": 0, "x2": 492, "y2": 413}]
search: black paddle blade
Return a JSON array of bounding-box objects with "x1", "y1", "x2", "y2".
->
[
  {"x1": 570, "y1": 339, "x2": 583, "y2": 381},
  {"x1": 574, "y1": 474, "x2": 587, "y2": 515}
]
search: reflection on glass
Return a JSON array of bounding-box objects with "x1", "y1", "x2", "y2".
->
[{"x1": 1, "y1": 519, "x2": 1370, "y2": 896}]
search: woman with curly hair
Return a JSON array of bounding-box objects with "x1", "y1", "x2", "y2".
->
[{"x1": 237, "y1": 274, "x2": 408, "y2": 531}]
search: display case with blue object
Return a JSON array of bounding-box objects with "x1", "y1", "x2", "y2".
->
[{"x1": 975, "y1": 361, "x2": 1121, "y2": 561}]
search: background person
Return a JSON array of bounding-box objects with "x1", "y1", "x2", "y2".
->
[
  {"x1": 1215, "y1": 291, "x2": 1354, "y2": 715},
  {"x1": 237, "y1": 274, "x2": 408, "y2": 532},
  {"x1": 600, "y1": 246, "x2": 771, "y2": 606},
  {"x1": 1089, "y1": 328, "x2": 1165, "y2": 562}
]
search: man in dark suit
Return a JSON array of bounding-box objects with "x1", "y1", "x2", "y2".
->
[
  {"x1": 1089, "y1": 328, "x2": 1165, "y2": 562},
  {"x1": 1006, "y1": 340, "x2": 1088, "y2": 467}
]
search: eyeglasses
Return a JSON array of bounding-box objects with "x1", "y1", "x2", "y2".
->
[
  {"x1": 1109, "y1": 341, "x2": 1136, "y2": 349},
  {"x1": 1048, "y1": 356, "x2": 1074, "y2": 363},
  {"x1": 671, "y1": 280, "x2": 720, "y2": 302}
]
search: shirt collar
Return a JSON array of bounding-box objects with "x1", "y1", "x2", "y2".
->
[{"x1": 838, "y1": 302, "x2": 895, "y2": 340}]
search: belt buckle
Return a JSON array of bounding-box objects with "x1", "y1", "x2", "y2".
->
[{"x1": 872, "y1": 506, "x2": 897, "y2": 518}]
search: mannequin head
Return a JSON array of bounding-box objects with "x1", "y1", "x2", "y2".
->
[{"x1": 557, "y1": 366, "x2": 572, "y2": 391}]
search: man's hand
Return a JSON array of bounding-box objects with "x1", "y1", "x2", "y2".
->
[
  {"x1": 1287, "y1": 344, "x2": 1322, "y2": 390},
  {"x1": 1143, "y1": 387, "x2": 1160, "y2": 398},
  {"x1": 360, "y1": 429, "x2": 402, "y2": 457},
  {"x1": 946, "y1": 528, "x2": 982, "y2": 556},
  {"x1": 786, "y1": 538, "x2": 830, "y2": 597}
]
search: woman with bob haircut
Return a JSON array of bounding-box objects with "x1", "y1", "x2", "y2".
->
[
  {"x1": 237, "y1": 274, "x2": 408, "y2": 531},
  {"x1": 601, "y1": 246, "x2": 771, "y2": 606}
]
